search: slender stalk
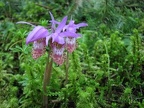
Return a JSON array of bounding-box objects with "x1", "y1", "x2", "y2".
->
[
  {"x1": 64, "y1": 52, "x2": 69, "y2": 85},
  {"x1": 43, "y1": 54, "x2": 53, "y2": 108}
]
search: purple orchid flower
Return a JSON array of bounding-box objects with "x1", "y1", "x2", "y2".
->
[
  {"x1": 17, "y1": 13, "x2": 87, "y2": 64},
  {"x1": 27, "y1": 26, "x2": 49, "y2": 59},
  {"x1": 26, "y1": 26, "x2": 49, "y2": 44},
  {"x1": 47, "y1": 13, "x2": 80, "y2": 45},
  {"x1": 47, "y1": 14, "x2": 80, "y2": 65},
  {"x1": 63, "y1": 20, "x2": 88, "y2": 34},
  {"x1": 63, "y1": 20, "x2": 88, "y2": 53},
  {"x1": 47, "y1": 15, "x2": 68, "y2": 65},
  {"x1": 17, "y1": 21, "x2": 50, "y2": 59},
  {"x1": 46, "y1": 16, "x2": 67, "y2": 45}
]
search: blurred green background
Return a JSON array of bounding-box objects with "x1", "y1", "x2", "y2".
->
[{"x1": 0, "y1": 0, "x2": 144, "y2": 108}]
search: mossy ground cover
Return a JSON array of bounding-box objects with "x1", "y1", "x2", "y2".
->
[{"x1": 0, "y1": 0, "x2": 144, "y2": 108}]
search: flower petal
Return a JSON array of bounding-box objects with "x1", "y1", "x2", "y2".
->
[
  {"x1": 55, "y1": 16, "x2": 67, "y2": 33},
  {"x1": 75, "y1": 23, "x2": 88, "y2": 29},
  {"x1": 49, "y1": 12, "x2": 56, "y2": 29},
  {"x1": 26, "y1": 26, "x2": 49, "y2": 44},
  {"x1": 46, "y1": 35, "x2": 52, "y2": 45},
  {"x1": 54, "y1": 36, "x2": 65, "y2": 44},
  {"x1": 51, "y1": 33, "x2": 58, "y2": 43},
  {"x1": 62, "y1": 25, "x2": 68, "y2": 31},
  {"x1": 69, "y1": 20, "x2": 75, "y2": 26},
  {"x1": 49, "y1": 20, "x2": 60, "y2": 25},
  {"x1": 59, "y1": 31, "x2": 81, "y2": 38}
]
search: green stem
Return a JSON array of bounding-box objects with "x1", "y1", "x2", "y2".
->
[
  {"x1": 64, "y1": 52, "x2": 69, "y2": 85},
  {"x1": 43, "y1": 54, "x2": 53, "y2": 108}
]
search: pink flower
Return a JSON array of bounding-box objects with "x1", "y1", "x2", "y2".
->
[
  {"x1": 32, "y1": 38, "x2": 46, "y2": 59},
  {"x1": 17, "y1": 12, "x2": 88, "y2": 65},
  {"x1": 26, "y1": 26, "x2": 49, "y2": 59},
  {"x1": 48, "y1": 13, "x2": 79, "y2": 65},
  {"x1": 50, "y1": 42, "x2": 66, "y2": 65},
  {"x1": 64, "y1": 20, "x2": 88, "y2": 53}
]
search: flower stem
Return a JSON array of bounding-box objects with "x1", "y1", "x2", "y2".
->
[
  {"x1": 64, "y1": 52, "x2": 69, "y2": 85},
  {"x1": 43, "y1": 54, "x2": 53, "y2": 108}
]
